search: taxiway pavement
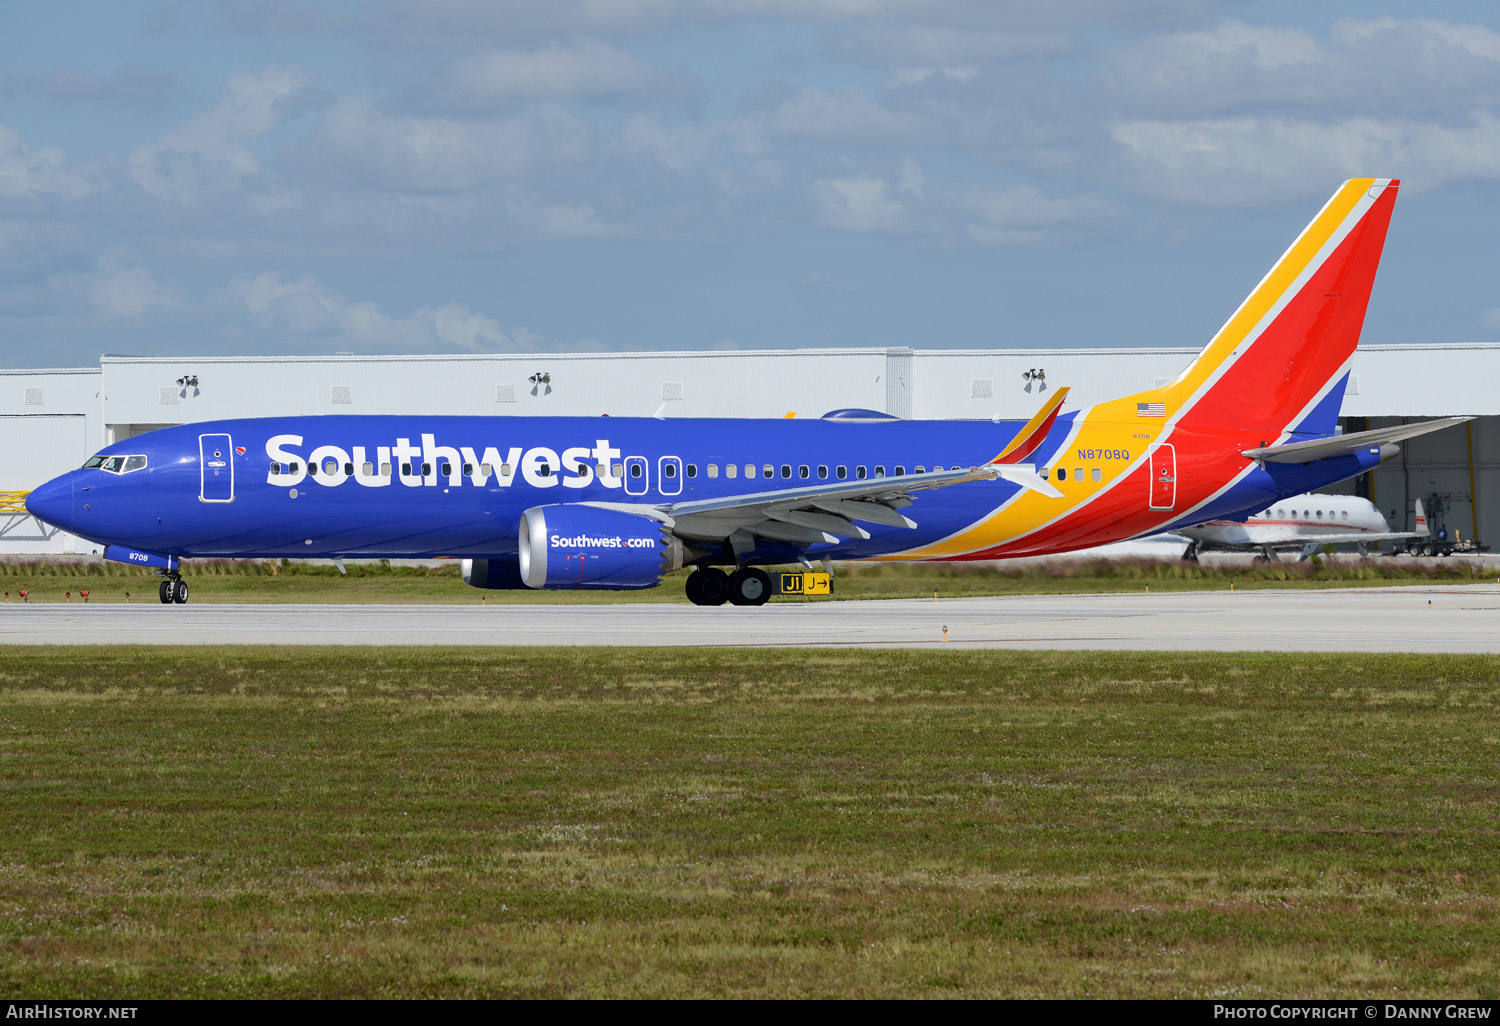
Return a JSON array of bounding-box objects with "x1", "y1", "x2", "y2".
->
[{"x1": 2, "y1": 585, "x2": 1498, "y2": 651}]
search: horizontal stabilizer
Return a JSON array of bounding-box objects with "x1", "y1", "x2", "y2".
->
[
  {"x1": 991, "y1": 464, "x2": 1063, "y2": 499},
  {"x1": 1242, "y1": 417, "x2": 1471, "y2": 464}
]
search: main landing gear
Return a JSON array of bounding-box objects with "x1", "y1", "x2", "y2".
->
[
  {"x1": 158, "y1": 577, "x2": 189, "y2": 604},
  {"x1": 685, "y1": 566, "x2": 772, "y2": 607}
]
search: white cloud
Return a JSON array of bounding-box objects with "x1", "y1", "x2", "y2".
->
[
  {"x1": 772, "y1": 88, "x2": 923, "y2": 143},
  {"x1": 445, "y1": 39, "x2": 658, "y2": 101},
  {"x1": 230, "y1": 270, "x2": 515, "y2": 351},
  {"x1": 0, "y1": 125, "x2": 93, "y2": 200},
  {"x1": 299, "y1": 98, "x2": 590, "y2": 192},
  {"x1": 964, "y1": 185, "x2": 1111, "y2": 244},
  {"x1": 1106, "y1": 17, "x2": 1500, "y2": 120},
  {"x1": 897, "y1": 156, "x2": 925, "y2": 196},
  {"x1": 1111, "y1": 113, "x2": 1500, "y2": 205},
  {"x1": 20, "y1": 62, "x2": 180, "y2": 109},
  {"x1": 128, "y1": 64, "x2": 314, "y2": 204},
  {"x1": 49, "y1": 249, "x2": 182, "y2": 320},
  {"x1": 821, "y1": 24, "x2": 1069, "y2": 68},
  {"x1": 817, "y1": 175, "x2": 902, "y2": 232}
]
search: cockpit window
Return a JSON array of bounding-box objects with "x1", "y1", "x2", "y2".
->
[{"x1": 87, "y1": 454, "x2": 148, "y2": 474}]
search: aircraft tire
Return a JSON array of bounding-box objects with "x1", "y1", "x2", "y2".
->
[
  {"x1": 686, "y1": 568, "x2": 729, "y2": 607},
  {"x1": 172, "y1": 580, "x2": 189, "y2": 604},
  {"x1": 159, "y1": 581, "x2": 172, "y2": 604},
  {"x1": 728, "y1": 567, "x2": 772, "y2": 607}
]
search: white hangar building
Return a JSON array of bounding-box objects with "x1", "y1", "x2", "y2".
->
[{"x1": 0, "y1": 344, "x2": 1493, "y2": 555}]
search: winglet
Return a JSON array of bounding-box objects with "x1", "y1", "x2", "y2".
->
[{"x1": 990, "y1": 386, "x2": 1070, "y2": 465}]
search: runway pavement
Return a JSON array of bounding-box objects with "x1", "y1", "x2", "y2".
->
[{"x1": 3, "y1": 585, "x2": 1499, "y2": 651}]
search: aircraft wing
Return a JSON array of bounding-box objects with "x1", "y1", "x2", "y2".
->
[
  {"x1": 647, "y1": 463, "x2": 1059, "y2": 548},
  {"x1": 1242, "y1": 417, "x2": 1471, "y2": 464},
  {"x1": 1247, "y1": 530, "x2": 1425, "y2": 549}
]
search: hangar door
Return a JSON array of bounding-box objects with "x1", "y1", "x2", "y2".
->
[{"x1": 0, "y1": 415, "x2": 87, "y2": 490}]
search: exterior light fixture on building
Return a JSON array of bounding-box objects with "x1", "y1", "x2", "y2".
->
[
  {"x1": 176, "y1": 374, "x2": 200, "y2": 399},
  {"x1": 1022, "y1": 368, "x2": 1046, "y2": 394},
  {"x1": 528, "y1": 372, "x2": 551, "y2": 396}
]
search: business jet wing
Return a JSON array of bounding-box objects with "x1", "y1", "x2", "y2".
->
[
  {"x1": 1243, "y1": 417, "x2": 1471, "y2": 464},
  {"x1": 1248, "y1": 529, "x2": 1425, "y2": 550}
]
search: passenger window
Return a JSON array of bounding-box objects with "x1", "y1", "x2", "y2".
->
[
  {"x1": 1040, "y1": 467, "x2": 1048, "y2": 480},
  {"x1": 401, "y1": 463, "x2": 411, "y2": 477},
  {"x1": 1315, "y1": 510, "x2": 1322, "y2": 518},
  {"x1": 686, "y1": 464, "x2": 697, "y2": 478},
  {"x1": 707, "y1": 464, "x2": 718, "y2": 478},
  {"x1": 1074, "y1": 467, "x2": 1082, "y2": 480},
  {"x1": 344, "y1": 462, "x2": 355, "y2": 476},
  {"x1": 798, "y1": 465, "x2": 809, "y2": 479},
  {"x1": 1341, "y1": 510, "x2": 1348, "y2": 520},
  {"x1": 894, "y1": 466, "x2": 905, "y2": 476},
  {"x1": 362, "y1": 462, "x2": 374, "y2": 476},
  {"x1": 381, "y1": 463, "x2": 392, "y2": 476},
  {"x1": 462, "y1": 463, "x2": 473, "y2": 475},
  {"x1": 764, "y1": 464, "x2": 773, "y2": 478},
  {"x1": 1057, "y1": 468, "x2": 1067, "y2": 481},
  {"x1": 837, "y1": 466, "x2": 847, "y2": 480},
  {"x1": 856, "y1": 466, "x2": 867, "y2": 480},
  {"x1": 726, "y1": 464, "x2": 737, "y2": 479},
  {"x1": 630, "y1": 464, "x2": 641, "y2": 478},
  {"x1": 874, "y1": 466, "x2": 885, "y2": 478},
  {"x1": 439, "y1": 462, "x2": 451, "y2": 477},
  {"x1": 664, "y1": 463, "x2": 677, "y2": 479},
  {"x1": 915, "y1": 465, "x2": 926, "y2": 474},
  {"x1": 290, "y1": 461, "x2": 300, "y2": 475},
  {"x1": 503, "y1": 463, "x2": 515, "y2": 477},
  {"x1": 478, "y1": 463, "x2": 490, "y2": 477},
  {"x1": 1092, "y1": 468, "x2": 1102, "y2": 482},
  {"x1": 125, "y1": 455, "x2": 147, "y2": 472},
  {"x1": 817, "y1": 465, "x2": 828, "y2": 479},
  {"x1": 744, "y1": 464, "x2": 755, "y2": 479},
  {"x1": 422, "y1": 462, "x2": 432, "y2": 476},
  {"x1": 780, "y1": 465, "x2": 791, "y2": 479}
]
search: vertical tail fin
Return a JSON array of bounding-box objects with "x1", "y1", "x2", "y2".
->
[
  {"x1": 1109, "y1": 179, "x2": 1399, "y2": 439},
  {"x1": 1414, "y1": 499, "x2": 1428, "y2": 537}
]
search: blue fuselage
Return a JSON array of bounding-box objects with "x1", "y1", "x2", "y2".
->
[{"x1": 25, "y1": 414, "x2": 1379, "y2": 565}]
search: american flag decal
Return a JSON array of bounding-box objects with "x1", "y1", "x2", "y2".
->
[{"x1": 1137, "y1": 402, "x2": 1166, "y2": 417}]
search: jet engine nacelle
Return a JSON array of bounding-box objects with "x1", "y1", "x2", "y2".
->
[
  {"x1": 517, "y1": 504, "x2": 684, "y2": 590},
  {"x1": 461, "y1": 558, "x2": 527, "y2": 590}
]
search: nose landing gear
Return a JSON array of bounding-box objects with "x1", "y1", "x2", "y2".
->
[{"x1": 157, "y1": 577, "x2": 189, "y2": 604}]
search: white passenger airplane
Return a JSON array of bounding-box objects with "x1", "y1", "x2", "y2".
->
[{"x1": 1178, "y1": 494, "x2": 1426, "y2": 561}]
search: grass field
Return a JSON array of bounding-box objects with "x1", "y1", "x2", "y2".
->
[
  {"x1": 2, "y1": 648, "x2": 1497, "y2": 998},
  {"x1": 1, "y1": 555, "x2": 1496, "y2": 604}
]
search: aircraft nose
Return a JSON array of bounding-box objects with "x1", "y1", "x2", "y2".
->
[{"x1": 24, "y1": 473, "x2": 75, "y2": 531}]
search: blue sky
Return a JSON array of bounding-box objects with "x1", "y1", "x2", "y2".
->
[{"x1": 5, "y1": 1, "x2": 1500, "y2": 367}]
